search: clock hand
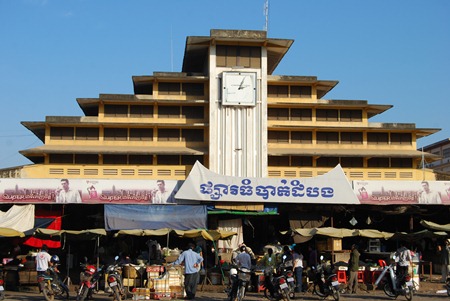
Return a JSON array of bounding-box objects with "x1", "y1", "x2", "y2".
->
[{"x1": 238, "y1": 76, "x2": 247, "y2": 90}]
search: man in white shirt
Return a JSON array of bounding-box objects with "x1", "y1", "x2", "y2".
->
[
  {"x1": 152, "y1": 180, "x2": 170, "y2": 203},
  {"x1": 418, "y1": 181, "x2": 442, "y2": 204},
  {"x1": 55, "y1": 179, "x2": 82, "y2": 203},
  {"x1": 35, "y1": 244, "x2": 54, "y2": 292}
]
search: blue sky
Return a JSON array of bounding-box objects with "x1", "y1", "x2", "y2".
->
[{"x1": 0, "y1": 0, "x2": 449, "y2": 169}]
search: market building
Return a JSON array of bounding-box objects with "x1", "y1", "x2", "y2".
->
[{"x1": 0, "y1": 29, "x2": 449, "y2": 291}]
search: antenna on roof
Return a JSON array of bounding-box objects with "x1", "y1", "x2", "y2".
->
[
  {"x1": 263, "y1": 0, "x2": 269, "y2": 32},
  {"x1": 170, "y1": 26, "x2": 174, "y2": 72}
]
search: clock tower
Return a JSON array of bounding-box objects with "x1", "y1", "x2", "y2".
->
[{"x1": 208, "y1": 30, "x2": 268, "y2": 178}]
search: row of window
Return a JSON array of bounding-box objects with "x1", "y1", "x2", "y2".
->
[
  {"x1": 268, "y1": 108, "x2": 362, "y2": 122},
  {"x1": 104, "y1": 105, "x2": 205, "y2": 119},
  {"x1": 50, "y1": 127, "x2": 205, "y2": 142},
  {"x1": 268, "y1": 131, "x2": 412, "y2": 145},
  {"x1": 48, "y1": 153, "x2": 412, "y2": 168},
  {"x1": 49, "y1": 154, "x2": 204, "y2": 165}
]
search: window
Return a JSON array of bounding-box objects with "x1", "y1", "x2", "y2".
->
[
  {"x1": 75, "y1": 127, "x2": 99, "y2": 140},
  {"x1": 157, "y1": 129, "x2": 179, "y2": 141},
  {"x1": 104, "y1": 105, "x2": 128, "y2": 117},
  {"x1": 103, "y1": 155, "x2": 128, "y2": 165},
  {"x1": 367, "y1": 132, "x2": 389, "y2": 144},
  {"x1": 291, "y1": 131, "x2": 312, "y2": 144},
  {"x1": 129, "y1": 128, "x2": 153, "y2": 141},
  {"x1": 340, "y1": 110, "x2": 362, "y2": 122},
  {"x1": 49, "y1": 154, "x2": 73, "y2": 164},
  {"x1": 104, "y1": 128, "x2": 128, "y2": 141},
  {"x1": 268, "y1": 131, "x2": 289, "y2": 143},
  {"x1": 74, "y1": 154, "x2": 98, "y2": 164},
  {"x1": 291, "y1": 108, "x2": 312, "y2": 121},
  {"x1": 181, "y1": 129, "x2": 204, "y2": 142},
  {"x1": 268, "y1": 108, "x2": 289, "y2": 120},
  {"x1": 391, "y1": 158, "x2": 413, "y2": 168},
  {"x1": 268, "y1": 85, "x2": 288, "y2": 98},
  {"x1": 290, "y1": 86, "x2": 312, "y2": 98},
  {"x1": 391, "y1": 133, "x2": 412, "y2": 145},
  {"x1": 181, "y1": 155, "x2": 203, "y2": 165},
  {"x1": 341, "y1": 132, "x2": 363, "y2": 144},
  {"x1": 182, "y1": 106, "x2": 204, "y2": 119},
  {"x1": 50, "y1": 127, "x2": 74, "y2": 140},
  {"x1": 291, "y1": 156, "x2": 313, "y2": 167},
  {"x1": 443, "y1": 148, "x2": 450, "y2": 158},
  {"x1": 216, "y1": 45, "x2": 261, "y2": 68},
  {"x1": 317, "y1": 157, "x2": 339, "y2": 167},
  {"x1": 316, "y1": 109, "x2": 338, "y2": 121},
  {"x1": 129, "y1": 155, "x2": 153, "y2": 165},
  {"x1": 367, "y1": 157, "x2": 389, "y2": 167},
  {"x1": 316, "y1": 132, "x2": 339, "y2": 144},
  {"x1": 268, "y1": 156, "x2": 290, "y2": 166},
  {"x1": 340, "y1": 157, "x2": 363, "y2": 167},
  {"x1": 182, "y1": 83, "x2": 204, "y2": 96},
  {"x1": 157, "y1": 155, "x2": 180, "y2": 165},
  {"x1": 158, "y1": 83, "x2": 180, "y2": 95},
  {"x1": 134, "y1": 82, "x2": 153, "y2": 95},
  {"x1": 158, "y1": 106, "x2": 180, "y2": 118},
  {"x1": 130, "y1": 105, "x2": 153, "y2": 117}
]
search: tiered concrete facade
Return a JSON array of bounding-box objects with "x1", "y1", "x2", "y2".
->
[{"x1": 1, "y1": 29, "x2": 439, "y2": 181}]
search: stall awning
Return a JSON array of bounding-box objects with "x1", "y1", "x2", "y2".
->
[
  {"x1": 420, "y1": 220, "x2": 450, "y2": 232},
  {"x1": 104, "y1": 205, "x2": 207, "y2": 231},
  {"x1": 283, "y1": 227, "x2": 395, "y2": 239}
]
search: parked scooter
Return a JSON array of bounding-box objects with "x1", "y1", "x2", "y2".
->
[
  {"x1": 311, "y1": 256, "x2": 340, "y2": 301},
  {"x1": 77, "y1": 260, "x2": 104, "y2": 301},
  {"x1": 277, "y1": 261, "x2": 295, "y2": 299},
  {"x1": 262, "y1": 267, "x2": 291, "y2": 301},
  {"x1": 374, "y1": 258, "x2": 413, "y2": 301},
  {"x1": 37, "y1": 255, "x2": 70, "y2": 301},
  {"x1": 227, "y1": 266, "x2": 252, "y2": 301},
  {"x1": 105, "y1": 256, "x2": 126, "y2": 301}
]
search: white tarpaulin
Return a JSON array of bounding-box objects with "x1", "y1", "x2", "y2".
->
[
  {"x1": 0, "y1": 204, "x2": 35, "y2": 232},
  {"x1": 175, "y1": 161, "x2": 359, "y2": 204}
]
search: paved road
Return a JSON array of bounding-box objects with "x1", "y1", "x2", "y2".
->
[{"x1": 2, "y1": 289, "x2": 449, "y2": 301}]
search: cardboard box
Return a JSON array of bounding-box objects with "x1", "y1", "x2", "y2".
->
[
  {"x1": 327, "y1": 238, "x2": 342, "y2": 251},
  {"x1": 18, "y1": 270, "x2": 38, "y2": 285}
]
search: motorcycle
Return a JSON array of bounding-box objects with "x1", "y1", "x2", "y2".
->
[
  {"x1": 311, "y1": 256, "x2": 340, "y2": 301},
  {"x1": 277, "y1": 263, "x2": 295, "y2": 299},
  {"x1": 262, "y1": 267, "x2": 291, "y2": 301},
  {"x1": 77, "y1": 262, "x2": 104, "y2": 301},
  {"x1": 227, "y1": 266, "x2": 252, "y2": 301},
  {"x1": 446, "y1": 270, "x2": 450, "y2": 297},
  {"x1": 105, "y1": 256, "x2": 126, "y2": 301},
  {"x1": 37, "y1": 265, "x2": 70, "y2": 301},
  {"x1": 374, "y1": 258, "x2": 413, "y2": 301},
  {"x1": 0, "y1": 264, "x2": 4, "y2": 300}
]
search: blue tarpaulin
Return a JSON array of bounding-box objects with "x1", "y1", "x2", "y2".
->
[{"x1": 104, "y1": 205, "x2": 207, "y2": 231}]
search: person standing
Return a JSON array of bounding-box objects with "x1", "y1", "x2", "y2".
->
[
  {"x1": 395, "y1": 243, "x2": 412, "y2": 285},
  {"x1": 292, "y1": 246, "x2": 304, "y2": 293},
  {"x1": 439, "y1": 239, "x2": 450, "y2": 282},
  {"x1": 234, "y1": 245, "x2": 252, "y2": 270},
  {"x1": 307, "y1": 245, "x2": 318, "y2": 268},
  {"x1": 258, "y1": 247, "x2": 277, "y2": 271},
  {"x1": 172, "y1": 243, "x2": 203, "y2": 300},
  {"x1": 347, "y1": 244, "x2": 360, "y2": 294},
  {"x1": 55, "y1": 178, "x2": 82, "y2": 203}
]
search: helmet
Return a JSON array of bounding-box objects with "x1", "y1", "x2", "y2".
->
[{"x1": 51, "y1": 255, "x2": 60, "y2": 264}]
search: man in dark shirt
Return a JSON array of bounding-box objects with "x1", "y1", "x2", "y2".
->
[{"x1": 348, "y1": 244, "x2": 360, "y2": 294}]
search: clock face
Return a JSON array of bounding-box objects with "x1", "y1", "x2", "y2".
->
[{"x1": 222, "y1": 72, "x2": 256, "y2": 106}]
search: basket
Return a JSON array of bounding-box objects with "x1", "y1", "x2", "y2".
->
[{"x1": 123, "y1": 265, "x2": 139, "y2": 278}]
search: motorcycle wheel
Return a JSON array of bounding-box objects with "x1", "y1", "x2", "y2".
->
[
  {"x1": 313, "y1": 283, "x2": 327, "y2": 298},
  {"x1": 263, "y1": 288, "x2": 276, "y2": 301},
  {"x1": 77, "y1": 284, "x2": 89, "y2": 301},
  {"x1": 111, "y1": 286, "x2": 122, "y2": 301},
  {"x1": 43, "y1": 283, "x2": 55, "y2": 301},
  {"x1": 446, "y1": 280, "x2": 450, "y2": 297},
  {"x1": 0, "y1": 291, "x2": 5, "y2": 301},
  {"x1": 236, "y1": 285, "x2": 245, "y2": 301},
  {"x1": 281, "y1": 288, "x2": 291, "y2": 301},
  {"x1": 331, "y1": 287, "x2": 340, "y2": 301},
  {"x1": 383, "y1": 283, "x2": 398, "y2": 299},
  {"x1": 404, "y1": 286, "x2": 413, "y2": 301}
]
